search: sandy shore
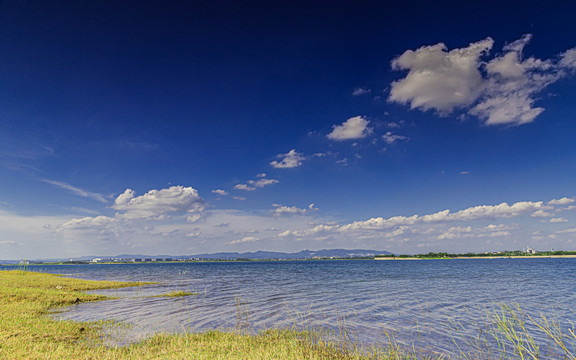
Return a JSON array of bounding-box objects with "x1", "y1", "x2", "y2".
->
[{"x1": 375, "y1": 255, "x2": 576, "y2": 260}]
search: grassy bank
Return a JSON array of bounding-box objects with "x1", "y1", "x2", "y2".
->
[
  {"x1": 5, "y1": 269, "x2": 576, "y2": 359},
  {"x1": 0, "y1": 270, "x2": 410, "y2": 360}
]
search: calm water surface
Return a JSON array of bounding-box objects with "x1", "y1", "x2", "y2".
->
[{"x1": 8, "y1": 259, "x2": 576, "y2": 357}]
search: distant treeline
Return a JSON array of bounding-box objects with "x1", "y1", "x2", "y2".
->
[{"x1": 376, "y1": 250, "x2": 576, "y2": 259}]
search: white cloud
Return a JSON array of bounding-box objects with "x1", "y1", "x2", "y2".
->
[
  {"x1": 270, "y1": 149, "x2": 305, "y2": 169},
  {"x1": 337, "y1": 201, "x2": 543, "y2": 232},
  {"x1": 550, "y1": 217, "x2": 568, "y2": 223},
  {"x1": 59, "y1": 215, "x2": 117, "y2": 230},
  {"x1": 437, "y1": 226, "x2": 472, "y2": 240},
  {"x1": 390, "y1": 38, "x2": 492, "y2": 113},
  {"x1": 548, "y1": 197, "x2": 575, "y2": 205},
  {"x1": 3, "y1": 191, "x2": 576, "y2": 259},
  {"x1": 273, "y1": 204, "x2": 308, "y2": 216},
  {"x1": 531, "y1": 210, "x2": 554, "y2": 218},
  {"x1": 111, "y1": 186, "x2": 205, "y2": 219},
  {"x1": 227, "y1": 236, "x2": 260, "y2": 245},
  {"x1": 234, "y1": 184, "x2": 255, "y2": 191},
  {"x1": 42, "y1": 179, "x2": 108, "y2": 203},
  {"x1": 253, "y1": 179, "x2": 279, "y2": 188},
  {"x1": 352, "y1": 87, "x2": 371, "y2": 96},
  {"x1": 187, "y1": 214, "x2": 202, "y2": 223},
  {"x1": 449, "y1": 201, "x2": 544, "y2": 220},
  {"x1": 235, "y1": 176, "x2": 279, "y2": 191},
  {"x1": 560, "y1": 48, "x2": 576, "y2": 69},
  {"x1": 327, "y1": 116, "x2": 373, "y2": 140},
  {"x1": 382, "y1": 131, "x2": 409, "y2": 145},
  {"x1": 390, "y1": 35, "x2": 576, "y2": 126},
  {"x1": 212, "y1": 189, "x2": 228, "y2": 196}
]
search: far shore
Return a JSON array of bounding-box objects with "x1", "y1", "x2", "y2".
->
[{"x1": 375, "y1": 255, "x2": 576, "y2": 260}]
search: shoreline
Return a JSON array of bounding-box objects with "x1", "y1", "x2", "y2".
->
[{"x1": 375, "y1": 255, "x2": 576, "y2": 260}]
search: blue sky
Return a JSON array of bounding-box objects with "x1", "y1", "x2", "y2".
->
[{"x1": 1, "y1": 0, "x2": 576, "y2": 259}]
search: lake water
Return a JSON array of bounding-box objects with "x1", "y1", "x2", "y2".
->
[{"x1": 8, "y1": 259, "x2": 576, "y2": 358}]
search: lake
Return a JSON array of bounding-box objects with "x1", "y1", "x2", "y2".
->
[{"x1": 8, "y1": 259, "x2": 576, "y2": 358}]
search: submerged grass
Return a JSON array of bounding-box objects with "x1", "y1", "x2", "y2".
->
[
  {"x1": 3, "y1": 269, "x2": 576, "y2": 359},
  {"x1": 152, "y1": 290, "x2": 198, "y2": 298}
]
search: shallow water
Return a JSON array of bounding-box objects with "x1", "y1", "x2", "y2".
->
[{"x1": 8, "y1": 259, "x2": 576, "y2": 357}]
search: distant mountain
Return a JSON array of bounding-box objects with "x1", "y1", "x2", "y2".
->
[
  {"x1": 165, "y1": 248, "x2": 391, "y2": 260},
  {"x1": 192, "y1": 249, "x2": 393, "y2": 260},
  {"x1": 1, "y1": 249, "x2": 393, "y2": 264}
]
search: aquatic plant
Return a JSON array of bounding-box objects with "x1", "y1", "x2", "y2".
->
[{"x1": 152, "y1": 290, "x2": 198, "y2": 298}]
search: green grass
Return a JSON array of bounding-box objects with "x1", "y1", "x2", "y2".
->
[
  {"x1": 151, "y1": 290, "x2": 198, "y2": 298},
  {"x1": 0, "y1": 270, "x2": 405, "y2": 359},
  {"x1": 4, "y1": 269, "x2": 576, "y2": 359}
]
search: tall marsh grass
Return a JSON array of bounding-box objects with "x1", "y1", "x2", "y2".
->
[{"x1": 444, "y1": 303, "x2": 576, "y2": 359}]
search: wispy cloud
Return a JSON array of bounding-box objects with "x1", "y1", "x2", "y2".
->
[
  {"x1": 235, "y1": 174, "x2": 279, "y2": 191},
  {"x1": 352, "y1": 87, "x2": 371, "y2": 96},
  {"x1": 382, "y1": 131, "x2": 409, "y2": 145},
  {"x1": 42, "y1": 179, "x2": 108, "y2": 203}
]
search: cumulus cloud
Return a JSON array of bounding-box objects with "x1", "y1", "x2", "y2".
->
[
  {"x1": 327, "y1": 116, "x2": 373, "y2": 140},
  {"x1": 382, "y1": 131, "x2": 409, "y2": 145},
  {"x1": 227, "y1": 236, "x2": 260, "y2": 245},
  {"x1": 548, "y1": 197, "x2": 575, "y2": 205},
  {"x1": 235, "y1": 176, "x2": 279, "y2": 191},
  {"x1": 550, "y1": 217, "x2": 568, "y2": 223},
  {"x1": 390, "y1": 38, "x2": 491, "y2": 113},
  {"x1": 270, "y1": 149, "x2": 305, "y2": 169},
  {"x1": 390, "y1": 34, "x2": 576, "y2": 126},
  {"x1": 111, "y1": 186, "x2": 205, "y2": 219},
  {"x1": 42, "y1": 179, "x2": 108, "y2": 203},
  {"x1": 437, "y1": 224, "x2": 513, "y2": 240},
  {"x1": 212, "y1": 189, "x2": 228, "y2": 196},
  {"x1": 437, "y1": 226, "x2": 472, "y2": 240},
  {"x1": 273, "y1": 204, "x2": 314, "y2": 216},
  {"x1": 448, "y1": 201, "x2": 544, "y2": 220},
  {"x1": 560, "y1": 48, "x2": 576, "y2": 69},
  {"x1": 531, "y1": 210, "x2": 554, "y2": 218},
  {"x1": 337, "y1": 201, "x2": 543, "y2": 232}
]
